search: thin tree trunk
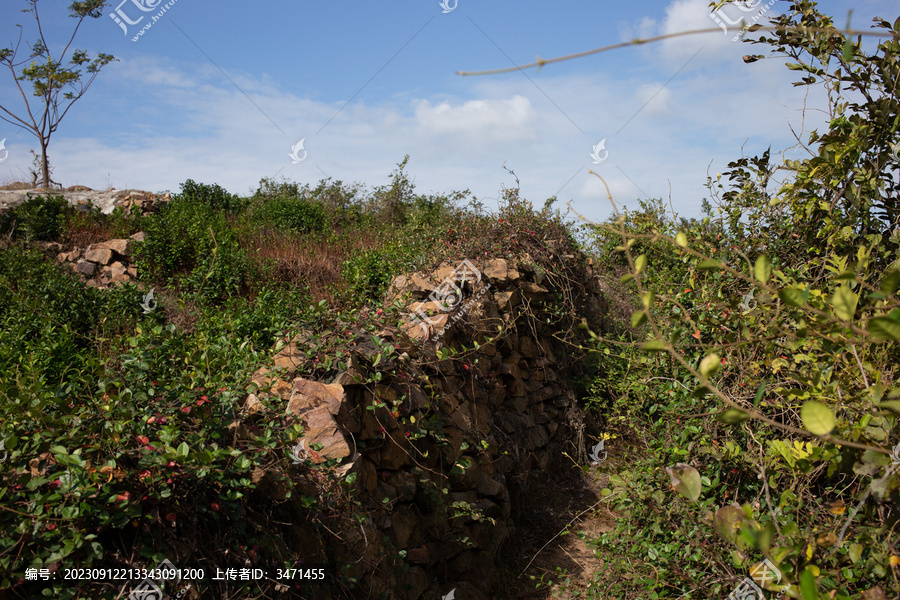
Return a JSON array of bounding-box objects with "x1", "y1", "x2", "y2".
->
[{"x1": 40, "y1": 140, "x2": 50, "y2": 189}]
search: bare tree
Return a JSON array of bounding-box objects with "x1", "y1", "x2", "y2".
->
[{"x1": 0, "y1": 1, "x2": 116, "y2": 189}]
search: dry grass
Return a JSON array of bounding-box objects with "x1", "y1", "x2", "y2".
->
[
  {"x1": 60, "y1": 212, "x2": 117, "y2": 248},
  {"x1": 241, "y1": 226, "x2": 380, "y2": 304},
  {"x1": 0, "y1": 181, "x2": 32, "y2": 191}
]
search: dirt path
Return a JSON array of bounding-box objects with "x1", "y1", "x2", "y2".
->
[{"x1": 497, "y1": 462, "x2": 615, "y2": 599}]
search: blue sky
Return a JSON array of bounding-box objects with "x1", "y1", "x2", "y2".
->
[{"x1": 0, "y1": 0, "x2": 896, "y2": 222}]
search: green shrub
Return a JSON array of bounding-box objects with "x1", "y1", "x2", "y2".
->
[
  {"x1": 251, "y1": 196, "x2": 327, "y2": 233},
  {"x1": 178, "y1": 179, "x2": 244, "y2": 213},
  {"x1": 0, "y1": 245, "x2": 144, "y2": 386},
  {"x1": 580, "y1": 7, "x2": 900, "y2": 595},
  {"x1": 341, "y1": 235, "x2": 431, "y2": 302},
  {"x1": 136, "y1": 198, "x2": 259, "y2": 302},
  {"x1": 0, "y1": 195, "x2": 69, "y2": 241}
]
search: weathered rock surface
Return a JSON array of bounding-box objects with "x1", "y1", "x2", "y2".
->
[{"x1": 0, "y1": 188, "x2": 170, "y2": 216}]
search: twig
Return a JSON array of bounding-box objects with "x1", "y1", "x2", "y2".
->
[{"x1": 457, "y1": 26, "x2": 899, "y2": 76}]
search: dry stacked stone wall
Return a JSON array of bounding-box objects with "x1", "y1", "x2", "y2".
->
[{"x1": 238, "y1": 252, "x2": 608, "y2": 599}]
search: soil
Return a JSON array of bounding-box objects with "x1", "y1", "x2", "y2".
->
[{"x1": 495, "y1": 458, "x2": 616, "y2": 599}]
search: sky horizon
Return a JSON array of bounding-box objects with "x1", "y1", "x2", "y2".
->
[{"x1": 0, "y1": 0, "x2": 896, "y2": 223}]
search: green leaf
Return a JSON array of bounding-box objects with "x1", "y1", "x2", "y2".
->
[
  {"x1": 799, "y1": 565, "x2": 819, "y2": 600},
  {"x1": 754, "y1": 255, "x2": 771, "y2": 284},
  {"x1": 176, "y1": 442, "x2": 189, "y2": 459},
  {"x1": 868, "y1": 317, "x2": 900, "y2": 341},
  {"x1": 665, "y1": 463, "x2": 702, "y2": 502},
  {"x1": 753, "y1": 380, "x2": 767, "y2": 406},
  {"x1": 720, "y1": 408, "x2": 751, "y2": 424},
  {"x1": 848, "y1": 543, "x2": 863, "y2": 564},
  {"x1": 831, "y1": 285, "x2": 858, "y2": 321},
  {"x1": 881, "y1": 269, "x2": 900, "y2": 295},
  {"x1": 779, "y1": 287, "x2": 808, "y2": 307},
  {"x1": 800, "y1": 401, "x2": 835, "y2": 435},
  {"x1": 631, "y1": 310, "x2": 648, "y2": 328},
  {"x1": 693, "y1": 385, "x2": 713, "y2": 399},
  {"x1": 634, "y1": 254, "x2": 647, "y2": 274},
  {"x1": 620, "y1": 273, "x2": 634, "y2": 284},
  {"x1": 876, "y1": 400, "x2": 900, "y2": 414},
  {"x1": 675, "y1": 232, "x2": 688, "y2": 248},
  {"x1": 642, "y1": 340, "x2": 668, "y2": 352},
  {"x1": 841, "y1": 39, "x2": 853, "y2": 62},
  {"x1": 697, "y1": 259, "x2": 721, "y2": 270},
  {"x1": 699, "y1": 353, "x2": 721, "y2": 378},
  {"x1": 641, "y1": 291, "x2": 655, "y2": 309}
]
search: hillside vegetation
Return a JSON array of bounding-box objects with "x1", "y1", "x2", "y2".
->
[{"x1": 0, "y1": 2, "x2": 898, "y2": 599}]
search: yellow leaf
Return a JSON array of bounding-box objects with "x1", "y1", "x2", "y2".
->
[
  {"x1": 890, "y1": 556, "x2": 900, "y2": 567},
  {"x1": 806, "y1": 543, "x2": 814, "y2": 560}
]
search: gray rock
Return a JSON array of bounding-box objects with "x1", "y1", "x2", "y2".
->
[{"x1": 75, "y1": 261, "x2": 96, "y2": 276}]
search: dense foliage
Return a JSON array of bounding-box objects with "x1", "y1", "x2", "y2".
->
[{"x1": 574, "y1": 3, "x2": 900, "y2": 598}]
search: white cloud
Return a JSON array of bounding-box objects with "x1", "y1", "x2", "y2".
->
[
  {"x1": 657, "y1": 0, "x2": 782, "y2": 65},
  {"x1": 413, "y1": 95, "x2": 538, "y2": 142}
]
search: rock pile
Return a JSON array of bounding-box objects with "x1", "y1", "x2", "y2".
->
[
  {"x1": 53, "y1": 232, "x2": 145, "y2": 289},
  {"x1": 238, "y1": 253, "x2": 606, "y2": 599}
]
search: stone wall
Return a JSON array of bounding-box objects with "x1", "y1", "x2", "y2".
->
[
  {"x1": 0, "y1": 187, "x2": 169, "y2": 216},
  {"x1": 238, "y1": 252, "x2": 607, "y2": 599}
]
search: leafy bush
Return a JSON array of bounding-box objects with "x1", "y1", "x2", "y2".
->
[
  {"x1": 0, "y1": 245, "x2": 143, "y2": 387},
  {"x1": 136, "y1": 197, "x2": 260, "y2": 302},
  {"x1": 341, "y1": 243, "x2": 418, "y2": 302},
  {"x1": 251, "y1": 196, "x2": 327, "y2": 233},
  {"x1": 581, "y1": 6, "x2": 900, "y2": 597},
  {"x1": 0, "y1": 194, "x2": 69, "y2": 241},
  {"x1": 178, "y1": 179, "x2": 245, "y2": 213}
]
